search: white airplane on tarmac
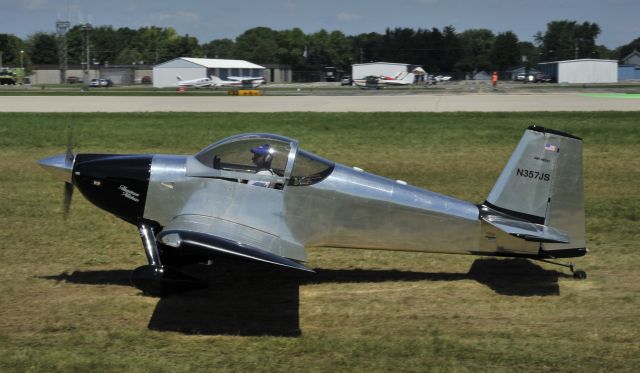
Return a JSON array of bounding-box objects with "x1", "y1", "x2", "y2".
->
[
  {"x1": 353, "y1": 72, "x2": 415, "y2": 88},
  {"x1": 176, "y1": 75, "x2": 264, "y2": 89},
  {"x1": 212, "y1": 75, "x2": 265, "y2": 88},
  {"x1": 176, "y1": 75, "x2": 215, "y2": 88}
]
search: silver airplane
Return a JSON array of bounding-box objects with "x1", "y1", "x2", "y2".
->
[{"x1": 38, "y1": 126, "x2": 587, "y2": 295}]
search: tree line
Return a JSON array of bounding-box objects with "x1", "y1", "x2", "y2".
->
[{"x1": 1, "y1": 20, "x2": 639, "y2": 75}]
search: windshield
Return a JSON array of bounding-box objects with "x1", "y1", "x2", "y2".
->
[
  {"x1": 289, "y1": 150, "x2": 334, "y2": 186},
  {"x1": 196, "y1": 138, "x2": 291, "y2": 176}
]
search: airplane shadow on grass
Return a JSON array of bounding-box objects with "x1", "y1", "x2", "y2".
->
[{"x1": 42, "y1": 257, "x2": 569, "y2": 336}]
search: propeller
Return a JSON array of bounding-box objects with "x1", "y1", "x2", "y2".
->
[{"x1": 63, "y1": 126, "x2": 75, "y2": 220}]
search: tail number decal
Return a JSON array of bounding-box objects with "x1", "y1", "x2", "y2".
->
[{"x1": 516, "y1": 168, "x2": 550, "y2": 181}]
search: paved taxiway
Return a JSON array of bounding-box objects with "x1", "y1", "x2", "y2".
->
[{"x1": 1, "y1": 93, "x2": 638, "y2": 112}]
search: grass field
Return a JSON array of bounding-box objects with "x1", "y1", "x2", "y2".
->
[{"x1": 0, "y1": 112, "x2": 639, "y2": 372}]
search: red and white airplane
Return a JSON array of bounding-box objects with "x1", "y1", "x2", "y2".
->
[
  {"x1": 176, "y1": 75, "x2": 215, "y2": 88},
  {"x1": 353, "y1": 72, "x2": 416, "y2": 88},
  {"x1": 176, "y1": 75, "x2": 265, "y2": 89},
  {"x1": 212, "y1": 75, "x2": 265, "y2": 88}
]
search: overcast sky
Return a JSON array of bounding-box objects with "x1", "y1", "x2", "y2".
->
[{"x1": 1, "y1": 0, "x2": 638, "y2": 48}]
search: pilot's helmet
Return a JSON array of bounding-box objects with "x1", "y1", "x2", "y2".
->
[{"x1": 250, "y1": 144, "x2": 274, "y2": 165}]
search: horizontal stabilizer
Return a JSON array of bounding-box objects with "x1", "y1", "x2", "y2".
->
[
  {"x1": 157, "y1": 230, "x2": 314, "y2": 273},
  {"x1": 482, "y1": 214, "x2": 570, "y2": 244}
]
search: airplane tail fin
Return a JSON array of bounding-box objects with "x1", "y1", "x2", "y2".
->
[
  {"x1": 402, "y1": 72, "x2": 415, "y2": 83},
  {"x1": 209, "y1": 75, "x2": 223, "y2": 85},
  {"x1": 483, "y1": 126, "x2": 585, "y2": 253}
]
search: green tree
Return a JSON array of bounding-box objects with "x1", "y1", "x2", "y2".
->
[
  {"x1": 615, "y1": 37, "x2": 640, "y2": 61},
  {"x1": 440, "y1": 25, "x2": 462, "y2": 72},
  {"x1": 456, "y1": 29, "x2": 495, "y2": 72},
  {"x1": 490, "y1": 31, "x2": 520, "y2": 70},
  {"x1": 305, "y1": 29, "x2": 353, "y2": 71},
  {"x1": 134, "y1": 26, "x2": 179, "y2": 63},
  {"x1": 517, "y1": 41, "x2": 539, "y2": 68},
  {"x1": 274, "y1": 28, "x2": 308, "y2": 69},
  {"x1": 168, "y1": 34, "x2": 202, "y2": 59},
  {"x1": 350, "y1": 32, "x2": 383, "y2": 64},
  {"x1": 535, "y1": 20, "x2": 601, "y2": 60},
  {"x1": 27, "y1": 32, "x2": 58, "y2": 64},
  {"x1": 90, "y1": 26, "x2": 119, "y2": 64},
  {"x1": 0, "y1": 33, "x2": 24, "y2": 67},
  {"x1": 202, "y1": 38, "x2": 236, "y2": 59},
  {"x1": 234, "y1": 27, "x2": 278, "y2": 63},
  {"x1": 114, "y1": 47, "x2": 143, "y2": 65},
  {"x1": 381, "y1": 28, "x2": 417, "y2": 64}
]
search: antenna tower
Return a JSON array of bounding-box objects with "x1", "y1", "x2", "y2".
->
[{"x1": 56, "y1": 20, "x2": 71, "y2": 84}]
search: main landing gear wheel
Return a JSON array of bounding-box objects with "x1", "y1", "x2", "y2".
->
[{"x1": 134, "y1": 222, "x2": 207, "y2": 296}]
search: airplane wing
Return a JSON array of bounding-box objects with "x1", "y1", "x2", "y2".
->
[
  {"x1": 156, "y1": 215, "x2": 312, "y2": 272},
  {"x1": 482, "y1": 214, "x2": 570, "y2": 243},
  {"x1": 227, "y1": 76, "x2": 263, "y2": 82}
]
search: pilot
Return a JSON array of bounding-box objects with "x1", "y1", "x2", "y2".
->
[{"x1": 248, "y1": 144, "x2": 275, "y2": 187}]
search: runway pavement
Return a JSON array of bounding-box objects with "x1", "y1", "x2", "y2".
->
[{"x1": 1, "y1": 93, "x2": 639, "y2": 112}]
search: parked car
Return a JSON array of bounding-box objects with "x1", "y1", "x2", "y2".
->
[
  {"x1": 435, "y1": 75, "x2": 452, "y2": 82},
  {"x1": 515, "y1": 72, "x2": 535, "y2": 83},
  {"x1": 66, "y1": 76, "x2": 81, "y2": 84},
  {"x1": 340, "y1": 75, "x2": 353, "y2": 86},
  {"x1": 534, "y1": 73, "x2": 554, "y2": 83},
  {"x1": 141, "y1": 76, "x2": 152, "y2": 84},
  {"x1": 90, "y1": 78, "x2": 113, "y2": 87}
]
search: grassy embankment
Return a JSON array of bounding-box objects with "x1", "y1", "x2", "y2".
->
[{"x1": 0, "y1": 112, "x2": 638, "y2": 372}]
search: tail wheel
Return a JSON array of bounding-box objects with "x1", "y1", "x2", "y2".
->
[{"x1": 572, "y1": 270, "x2": 587, "y2": 280}]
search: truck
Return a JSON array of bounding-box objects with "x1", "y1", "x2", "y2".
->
[{"x1": 0, "y1": 68, "x2": 17, "y2": 85}]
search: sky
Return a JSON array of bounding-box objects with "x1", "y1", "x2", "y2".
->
[{"x1": 1, "y1": 0, "x2": 639, "y2": 49}]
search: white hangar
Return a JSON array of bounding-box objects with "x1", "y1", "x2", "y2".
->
[
  {"x1": 153, "y1": 58, "x2": 265, "y2": 88},
  {"x1": 537, "y1": 59, "x2": 618, "y2": 84}
]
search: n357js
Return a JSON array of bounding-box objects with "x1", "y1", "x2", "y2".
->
[{"x1": 39, "y1": 126, "x2": 587, "y2": 296}]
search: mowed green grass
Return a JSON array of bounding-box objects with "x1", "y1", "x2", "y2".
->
[{"x1": 0, "y1": 112, "x2": 639, "y2": 372}]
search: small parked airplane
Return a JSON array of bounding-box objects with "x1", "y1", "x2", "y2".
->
[
  {"x1": 176, "y1": 75, "x2": 214, "y2": 88},
  {"x1": 38, "y1": 126, "x2": 587, "y2": 296},
  {"x1": 353, "y1": 72, "x2": 416, "y2": 88},
  {"x1": 176, "y1": 75, "x2": 264, "y2": 89},
  {"x1": 212, "y1": 75, "x2": 265, "y2": 88}
]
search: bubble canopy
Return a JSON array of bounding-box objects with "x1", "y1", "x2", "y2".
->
[{"x1": 195, "y1": 133, "x2": 334, "y2": 186}]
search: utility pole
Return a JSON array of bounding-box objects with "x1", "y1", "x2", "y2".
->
[
  {"x1": 56, "y1": 20, "x2": 70, "y2": 84},
  {"x1": 81, "y1": 23, "x2": 92, "y2": 84}
]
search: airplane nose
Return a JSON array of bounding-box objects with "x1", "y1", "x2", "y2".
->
[{"x1": 38, "y1": 153, "x2": 74, "y2": 183}]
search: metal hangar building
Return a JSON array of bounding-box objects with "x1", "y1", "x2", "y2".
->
[
  {"x1": 537, "y1": 59, "x2": 618, "y2": 84},
  {"x1": 152, "y1": 57, "x2": 265, "y2": 88}
]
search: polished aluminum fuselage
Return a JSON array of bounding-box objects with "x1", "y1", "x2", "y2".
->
[{"x1": 143, "y1": 155, "x2": 495, "y2": 263}]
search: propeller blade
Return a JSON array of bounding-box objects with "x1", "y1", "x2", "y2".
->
[
  {"x1": 63, "y1": 182, "x2": 73, "y2": 220},
  {"x1": 64, "y1": 126, "x2": 75, "y2": 220},
  {"x1": 65, "y1": 125, "x2": 74, "y2": 164}
]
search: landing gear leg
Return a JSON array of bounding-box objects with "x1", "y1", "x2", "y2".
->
[
  {"x1": 131, "y1": 223, "x2": 207, "y2": 296},
  {"x1": 534, "y1": 258, "x2": 587, "y2": 280},
  {"x1": 139, "y1": 223, "x2": 161, "y2": 267}
]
